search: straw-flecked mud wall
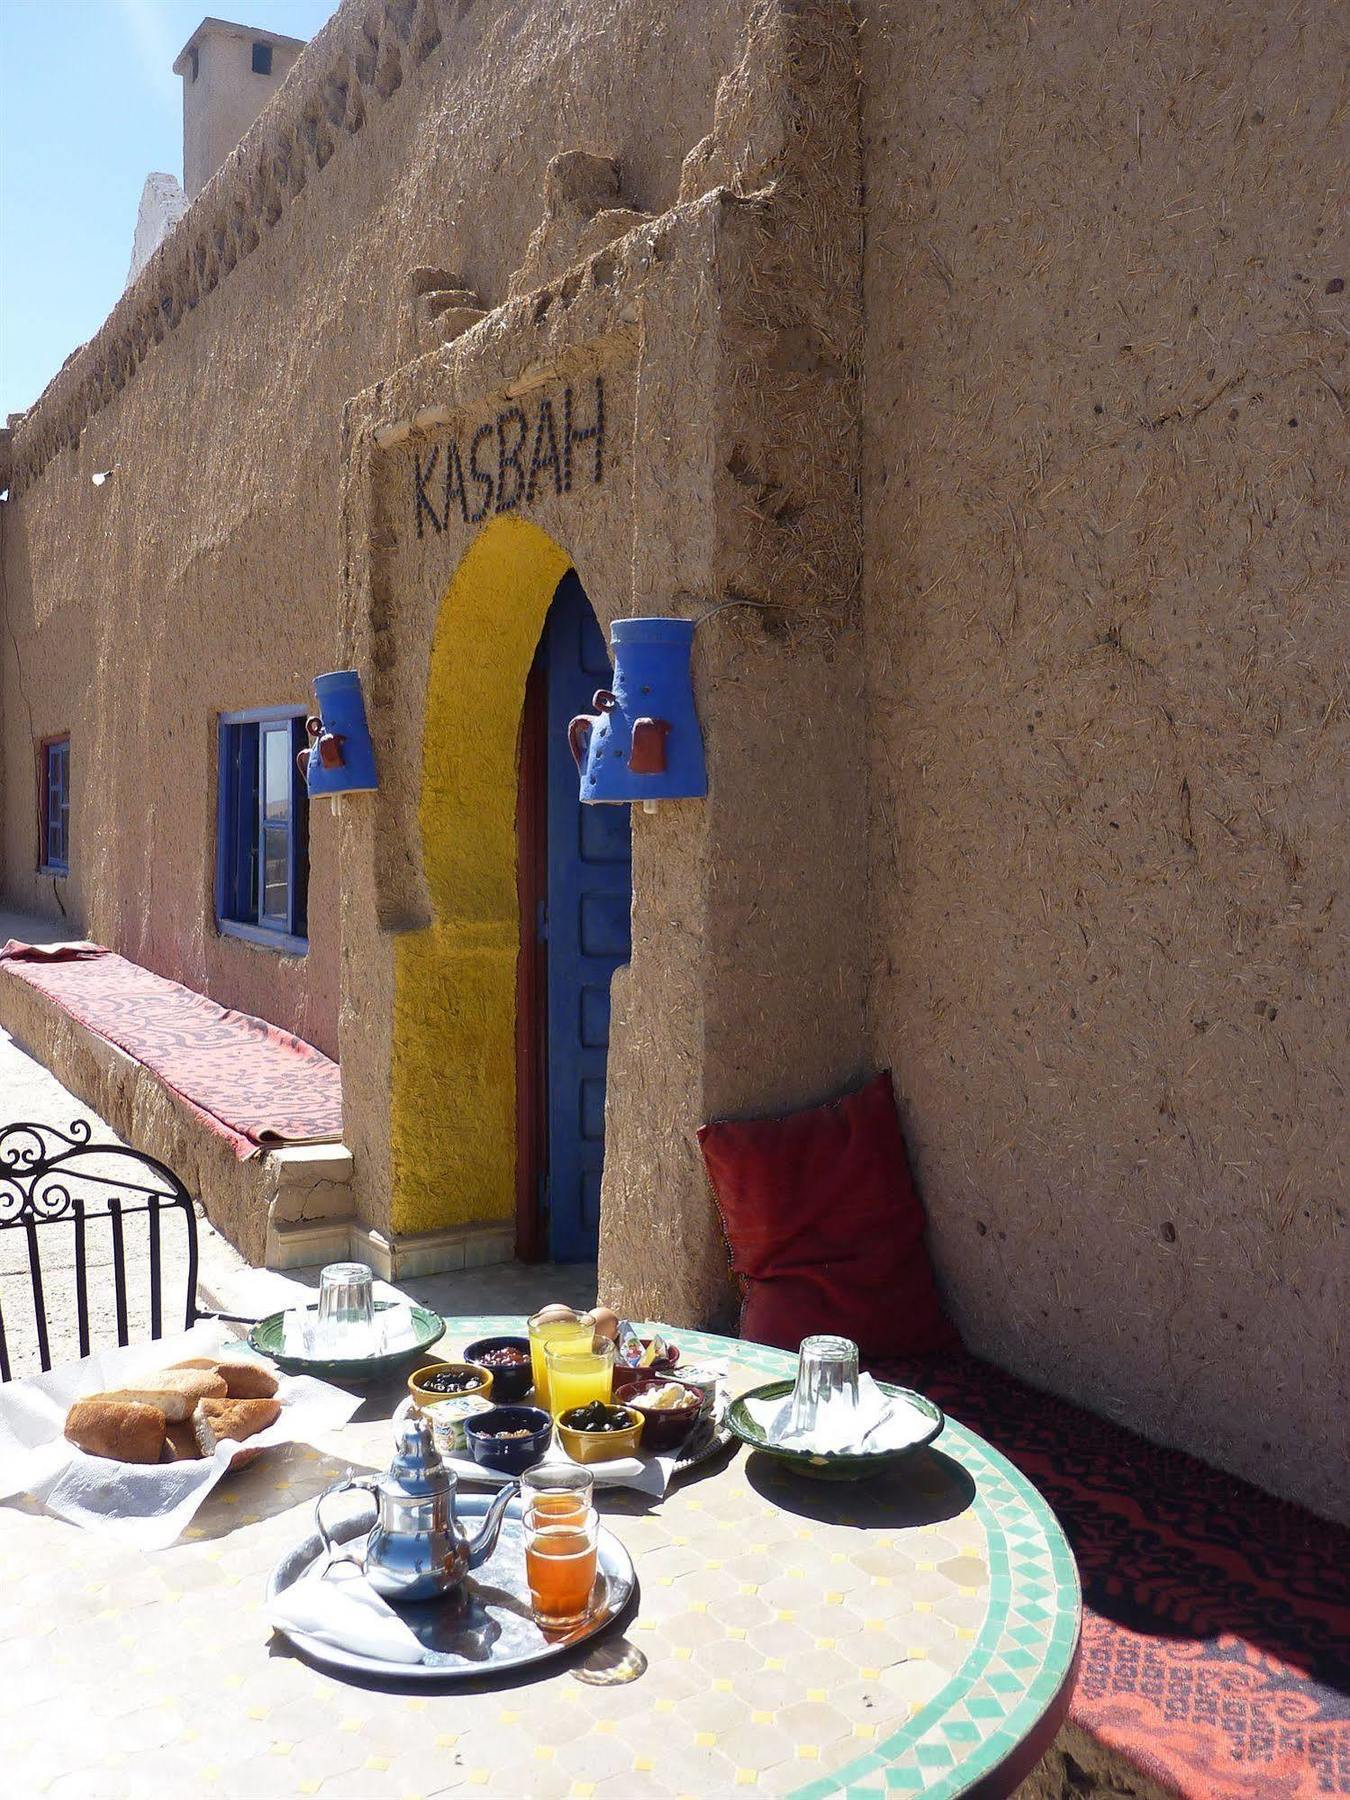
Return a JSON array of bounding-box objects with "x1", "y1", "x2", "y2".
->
[
  {"x1": 861, "y1": 0, "x2": 1348, "y2": 1517},
  {"x1": 0, "y1": 0, "x2": 754, "y2": 1055}
]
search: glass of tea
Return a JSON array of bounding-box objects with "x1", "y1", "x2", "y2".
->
[
  {"x1": 524, "y1": 1505, "x2": 599, "y2": 1629},
  {"x1": 544, "y1": 1338, "x2": 615, "y2": 1419},
  {"x1": 521, "y1": 1462, "x2": 594, "y2": 1525}
]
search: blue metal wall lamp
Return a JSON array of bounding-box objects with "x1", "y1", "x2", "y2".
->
[
  {"x1": 302, "y1": 669, "x2": 379, "y2": 798},
  {"x1": 568, "y1": 617, "x2": 707, "y2": 807}
]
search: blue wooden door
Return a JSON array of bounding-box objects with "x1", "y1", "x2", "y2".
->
[{"x1": 542, "y1": 573, "x2": 632, "y2": 1261}]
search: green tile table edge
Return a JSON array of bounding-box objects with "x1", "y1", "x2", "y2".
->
[{"x1": 437, "y1": 1315, "x2": 1083, "y2": 1800}]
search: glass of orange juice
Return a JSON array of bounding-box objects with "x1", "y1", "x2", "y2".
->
[
  {"x1": 545, "y1": 1338, "x2": 615, "y2": 1419},
  {"x1": 524, "y1": 1507, "x2": 599, "y2": 1628},
  {"x1": 528, "y1": 1309, "x2": 595, "y2": 1407}
]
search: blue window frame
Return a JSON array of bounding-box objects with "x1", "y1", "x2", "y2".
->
[
  {"x1": 216, "y1": 707, "x2": 308, "y2": 953},
  {"x1": 40, "y1": 735, "x2": 70, "y2": 873}
]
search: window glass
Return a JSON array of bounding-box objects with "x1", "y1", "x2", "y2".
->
[
  {"x1": 262, "y1": 723, "x2": 291, "y2": 822},
  {"x1": 41, "y1": 737, "x2": 70, "y2": 871},
  {"x1": 217, "y1": 713, "x2": 308, "y2": 946}
]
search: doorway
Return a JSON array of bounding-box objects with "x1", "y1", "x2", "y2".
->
[{"x1": 517, "y1": 572, "x2": 632, "y2": 1262}]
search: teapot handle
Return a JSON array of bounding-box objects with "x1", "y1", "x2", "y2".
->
[
  {"x1": 568, "y1": 690, "x2": 617, "y2": 770},
  {"x1": 567, "y1": 715, "x2": 593, "y2": 771},
  {"x1": 315, "y1": 1471, "x2": 380, "y2": 1575}
]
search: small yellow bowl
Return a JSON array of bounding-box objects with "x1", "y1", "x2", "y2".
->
[
  {"x1": 557, "y1": 1404, "x2": 644, "y2": 1464},
  {"x1": 407, "y1": 1361, "x2": 493, "y2": 1410}
]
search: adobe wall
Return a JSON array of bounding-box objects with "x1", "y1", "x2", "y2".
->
[
  {"x1": 0, "y1": 0, "x2": 754, "y2": 1064},
  {"x1": 861, "y1": 0, "x2": 1348, "y2": 1519},
  {"x1": 337, "y1": 0, "x2": 869, "y2": 1313}
]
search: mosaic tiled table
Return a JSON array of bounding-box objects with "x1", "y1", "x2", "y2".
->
[{"x1": 0, "y1": 1319, "x2": 1080, "y2": 1799}]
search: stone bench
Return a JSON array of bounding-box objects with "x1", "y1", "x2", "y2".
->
[
  {"x1": 0, "y1": 950, "x2": 353, "y2": 1269},
  {"x1": 871, "y1": 1350, "x2": 1349, "y2": 1799}
]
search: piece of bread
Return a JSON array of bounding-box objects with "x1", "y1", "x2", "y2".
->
[
  {"x1": 171, "y1": 1356, "x2": 279, "y2": 1399},
  {"x1": 192, "y1": 1396, "x2": 281, "y2": 1456},
  {"x1": 99, "y1": 1368, "x2": 227, "y2": 1422},
  {"x1": 160, "y1": 1421, "x2": 203, "y2": 1463},
  {"x1": 65, "y1": 1399, "x2": 167, "y2": 1464}
]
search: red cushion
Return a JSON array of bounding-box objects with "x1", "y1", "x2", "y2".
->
[{"x1": 698, "y1": 1072, "x2": 959, "y2": 1358}]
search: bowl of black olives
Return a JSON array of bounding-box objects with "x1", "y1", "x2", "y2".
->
[{"x1": 557, "y1": 1401, "x2": 644, "y2": 1464}]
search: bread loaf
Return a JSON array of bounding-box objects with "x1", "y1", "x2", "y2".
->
[
  {"x1": 192, "y1": 1396, "x2": 281, "y2": 1456},
  {"x1": 160, "y1": 1420, "x2": 202, "y2": 1462},
  {"x1": 171, "y1": 1356, "x2": 278, "y2": 1399},
  {"x1": 65, "y1": 1399, "x2": 167, "y2": 1464},
  {"x1": 100, "y1": 1368, "x2": 227, "y2": 1421}
]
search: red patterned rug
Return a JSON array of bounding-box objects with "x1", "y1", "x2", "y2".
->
[
  {"x1": 0, "y1": 942, "x2": 343, "y2": 1160},
  {"x1": 873, "y1": 1349, "x2": 1350, "y2": 1799}
]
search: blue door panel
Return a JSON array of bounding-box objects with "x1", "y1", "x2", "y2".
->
[
  {"x1": 579, "y1": 986, "x2": 611, "y2": 1048},
  {"x1": 543, "y1": 572, "x2": 632, "y2": 1261},
  {"x1": 580, "y1": 892, "x2": 631, "y2": 958},
  {"x1": 580, "y1": 804, "x2": 631, "y2": 863},
  {"x1": 581, "y1": 1079, "x2": 606, "y2": 1142}
]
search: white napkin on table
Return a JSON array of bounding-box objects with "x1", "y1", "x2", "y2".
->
[
  {"x1": 743, "y1": 1372, "x2": 935, "y2": 1455},
  {"x1": 391, "y1": 1397, "x2": 684, "y2": 1496},
  {"x1": 436, "y1": 1446, "x2": 678, "y2": 1496},
  {"x1": 269, "y1": 1562, "x2": 425, "y2": 1664}
]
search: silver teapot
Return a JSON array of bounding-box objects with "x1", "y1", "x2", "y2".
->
[{"x1": 316, "y1": 1412, "x2": 518, "y2": 1603}]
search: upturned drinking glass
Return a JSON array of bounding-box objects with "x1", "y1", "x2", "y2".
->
[
  {"x1": 785, "y1": 1334, "x2": 860, "y2": 1436},
  {"x1": 314, "y1": 1261, "x2": 378, "y2": 1355}
]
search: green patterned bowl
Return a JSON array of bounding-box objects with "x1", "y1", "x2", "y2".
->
[
  {"x1": 727, "y1": 1378, "x2": 944, "y2": 1480},
  {"x1": 247, "y1": 1302, "x2": 446, "y2": 1382}
]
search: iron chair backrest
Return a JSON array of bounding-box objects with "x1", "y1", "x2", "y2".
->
[{"x1": 0, "y1": 1119, "x2": 201, "y2": 1381}]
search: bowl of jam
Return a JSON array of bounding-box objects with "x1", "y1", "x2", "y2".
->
[
  {"x1": 463, "y1": 1335, "x2": 534, "y2": 1403},
  {"x1": 407, "y1": 1360, "x2": 494, "y2": 1410},
  {"x1": 464, "y1": 1405, "x2": 553, "y2": 1474},
  {"x1": 557, "y1": 1401, "x2": 644, "y2": 1464}
]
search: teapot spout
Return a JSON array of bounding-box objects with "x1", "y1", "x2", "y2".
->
[{"x1": 466, "y1": 1479, "x2": 521, "y2": 1570}]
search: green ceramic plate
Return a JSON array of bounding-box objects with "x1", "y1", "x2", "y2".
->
[
  {"x1": 727, "y1": 1378, "x2": 944, "y2": 1481},
  {"x1": 247, "y1": 1301, "x2": 446, "y2": 1382}
]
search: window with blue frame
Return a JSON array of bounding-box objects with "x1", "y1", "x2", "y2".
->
[
  {"x1": 216, "y1": 709, "x2": 309, "y2": 950},
  {"x1": 40, "y1": 735, "x2": 70, "y2": 872}
]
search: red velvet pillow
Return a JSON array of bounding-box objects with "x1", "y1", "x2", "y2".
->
[{"x1": 698, "y1": 1072, "x2": 959, "y2": 1358}]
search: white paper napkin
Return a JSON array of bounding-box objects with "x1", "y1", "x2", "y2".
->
[
  {"x1": 269, "y1": 1562, "x2": 425, "y2": 1664},
  {"x1": 0, "y1": 1324, "x2": 360, "y2": 1548},
  {"x1": 743, "y1": 1372, "x2": 935, "y2": 1456}
]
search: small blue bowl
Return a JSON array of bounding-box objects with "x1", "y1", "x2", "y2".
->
[
  {"x1": 464, "y1": 1405, "x2": 552, "y2": 1475},
  {"x1": 462, "y1": 1335, "x2": 535, "y2": 1403}
]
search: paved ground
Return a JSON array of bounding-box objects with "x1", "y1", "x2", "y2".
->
[{"x1": 2, "y1": 1015, "x2": 596, "y2": 1379}]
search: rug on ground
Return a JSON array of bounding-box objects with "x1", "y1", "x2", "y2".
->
[
  {"x1": 0, "y1": 941, "x2": 342, "y2": 1159},
  {"x1": 873, "y1": 1349, "x2": 1350, "y2": 1800}
]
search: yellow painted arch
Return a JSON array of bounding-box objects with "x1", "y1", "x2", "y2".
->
[{"x1": 391, "y1": 516, "x2": 574, "y2": 1235}]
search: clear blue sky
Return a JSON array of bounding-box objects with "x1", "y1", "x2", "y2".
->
[{"x1": 0, "y1": 0, "x2": 337, "y2": 418}]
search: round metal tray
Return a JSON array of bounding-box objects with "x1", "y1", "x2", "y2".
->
[
  {"x1": 248, "y1": 1302, "x2": 445, "y2": 1382},
  {"x1": 726, "y1": 1379, "x2": 944, "y2": 1480},
  {"x1": 267, "y1": 1493, "x2": 637, "y2": 1680}
]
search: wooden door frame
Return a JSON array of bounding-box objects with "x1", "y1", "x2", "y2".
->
[{"x1": 514, "y1": 642, "x2": 549, "y2": 1261}]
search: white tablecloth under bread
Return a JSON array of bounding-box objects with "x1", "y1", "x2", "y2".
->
[{"x1": 0, "y1": 1324, "x2": 359, "y2": 1547}]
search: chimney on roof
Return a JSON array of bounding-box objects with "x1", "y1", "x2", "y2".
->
[{"x1": 173, "y1": 17, "x2": 308, "y2": 201}]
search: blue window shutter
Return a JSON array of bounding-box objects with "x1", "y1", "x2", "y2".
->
[{"x1": 216, "y1": 709, "x2": 308, "y2": 944}]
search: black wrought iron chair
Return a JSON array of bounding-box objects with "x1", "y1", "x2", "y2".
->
[{"x1": 0, "y1": 1119, "x2": 241, "y2": 1381}]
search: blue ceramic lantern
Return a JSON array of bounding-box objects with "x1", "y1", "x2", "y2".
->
[
  {"x1": 568, "y1": 617, "x2": 707, "y2": 805},
  {"x1": 304, "y1": 669, "x2": 378, "y2": 796}
]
